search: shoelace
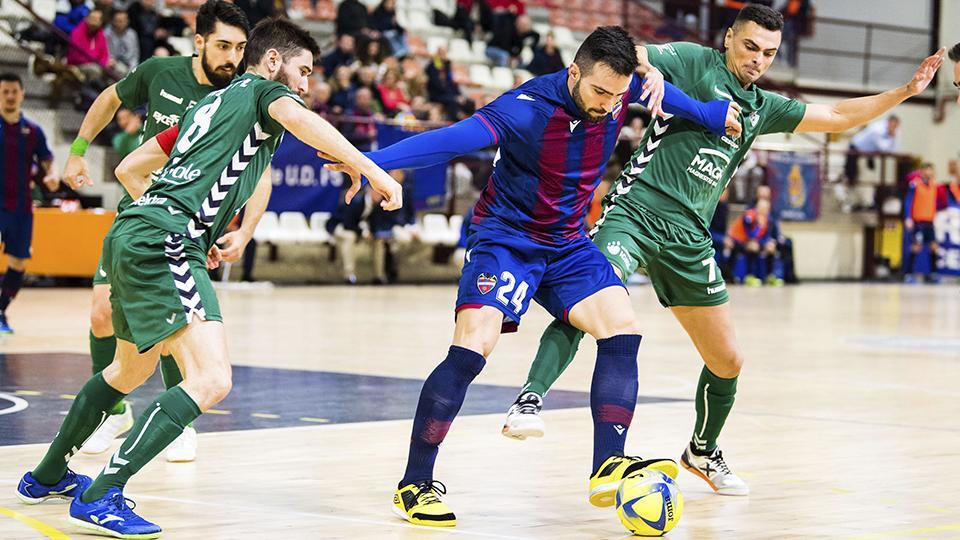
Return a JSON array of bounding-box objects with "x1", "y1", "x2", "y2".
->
[
  {"x1": 709, "y1": 450, "x2": 732, "y2": 475},
  {"x1": 414, "y1": 480, "x2": 447, "y2": 506},
  {"x1": 106, "y1": 491, "x2": 141, "y2": 518}
]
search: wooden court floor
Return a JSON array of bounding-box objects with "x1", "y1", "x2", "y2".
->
[{"x1": 1, "y1": 283, "x2": 958, "y2": 539}]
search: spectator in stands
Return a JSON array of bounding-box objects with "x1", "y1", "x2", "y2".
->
[
  {"x1": 378, "y1": 69, "x2": 410, "y2": 116},
  {"x1": 486, "y1": 13, "x2": 538, "y2": 67},
  {"x1": 337, "y1": 0, "x2": 370, "y2": 37},
  {"x1": 402, "y1": 56, "x2": 428, "y2": 100},
  {"x1": 724, "y1": 198, "x2": 783, "y2": 286},
  {"x1": 329, "y1": 65, "x2": 355, "y2": 115},
  {"x1": 322, "y1": 33, "x2": 356, "y2": 75},
  {"x1": 358, "y1": 38, "x2": 386, "y2": 69},
  {"x1": 945, "y1": 159, "x2": 960, "y2": 205},
  {"x1": 354, "y1": 66, "x2": 384, "y2": 112},
  {"x1": 903, "y1": 163, "x2": 940, "y2": 283},
  {"x1": 371, "y1": 0, "x2": 408, "y2": 57},
  {"x1": 234, "y1": 0, "x2": 282, "y2": 28},
  {"x1": 111, "y1": 107, "x2": 141, "y2": 158},
  {"x1": 342, "y1": 87, "x2": 379, "y2": 152},
  {"x1": 843, "y1": 115, "x2": 900, "y2": 186},
  {"x1": 526, "y1": 31, "x2": 565, "y2": 76},
  {"x1": 67, "y1": 8, "x2": 110, "y2": 87},
  {"x1": 55, "y1": 0, "x2": 91, "y2": 37},
  {"x1": 307, "y1": 79, "x2": 332, "y2": 117},
  {"x1": 427, "y1": 46, "x2": 469, "y2": 120},
  {"x1": 128, "y1": 0, "x2": 158, "y2": 62},
  {"x1": 104, "y1": 10, "x2": 139, "y2": 74}
]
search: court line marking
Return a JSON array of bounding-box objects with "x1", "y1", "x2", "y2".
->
[
  {"x1": 132, "y1": 493, "x2": 535, "y2": 540},
  {"x1": 0, "y1": 393, "x2": 28, "y2": 416},
  {"x1": 0, "y1": 506, "x2": 71, "y2": 539}
]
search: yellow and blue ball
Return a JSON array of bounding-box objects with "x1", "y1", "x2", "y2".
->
[{"x1": 615, "y1": 470, "x2": 684, "y2": 536}]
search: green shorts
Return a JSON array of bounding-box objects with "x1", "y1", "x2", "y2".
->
[
  {"x1": 103, "y1": 219, "x2": 222, "y2": 353},
  {"x1": 591, "y1": 202, "x2": 728, "y2": 308},
  {"x1": 93, "y1": 251, "x2": 109, "y2": 286}
]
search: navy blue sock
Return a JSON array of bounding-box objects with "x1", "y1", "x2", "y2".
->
[
  {"x1": 591, "y1": 334, "x2": 642, "y2": 472},
  {"x1": 401, "y1": 345, "x2": 486, "y2": 486},
  {"x1": 0, "y1": 268, "x2": 24, "y2": 312}
]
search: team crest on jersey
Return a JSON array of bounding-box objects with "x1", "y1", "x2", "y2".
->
[
  {"x1": 748, "y1": 111, "x2": 761, "y2": 127},
  {"x1": 476, "y1": 273, "x2": 497, "y2": 294}
]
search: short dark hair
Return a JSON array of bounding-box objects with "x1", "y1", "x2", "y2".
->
[
  {"x1": 196, "y1": 0, "x2": 250, "y2": 38},
  {"x1": 733, "y1": 4, "x2": 784, "y2": 32},
  {"x1": 0, "y1": 72, "x2": 23, "y2": 87},
  {"x1": 573, "y1": 26, "x2": 638, "y2": 77},
  {"x1": 949, "y1": 42, "x2": 960, "y2": 62},
  {"x1": 243, "y1": 18, "x2": 320, "y2": 67}
]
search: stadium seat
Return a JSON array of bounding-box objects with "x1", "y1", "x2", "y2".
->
[
  {"x1": 469, "y1": 64, "x2": 494, "y2": 88},
  {"x1": 405, "y1": 9, "x2": 433, "y2": 33},
  {"x1": 491, "y1": 67, "x2": 515, "y2": 90},
  {"x1": 253, "y1": 211, "x2": 280, "y2": 243},
  {"x1": 447, "y1": 215, "x2": 464, "y2": 245},
  {"x1": 426, "y1": 36, "x2": 448, "y2": 55},
  {"x1": 515, "y1": 69, "x2": 535, "y2": 84},
  {"x1": 278, "y1": 211, "x2": 311, "y2": 243},
  {"x1": 471, "y1": 40, "x2": 488, "y2": 64},
  {"x1": 448, "y1": 38, "x2": 473, "y2": 64},
  {"x1": 309, "y1": 212, "x2": 332, "y2": 243},
  {"x1": 420, "y1": 214, "x2": 449, "y2": 245},
  {"x1": 552, "y1": 26, "x2": 576, "y2": 49}
]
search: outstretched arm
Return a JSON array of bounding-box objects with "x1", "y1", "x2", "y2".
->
[
  {"x1": 269, "y1": 97, "x2": 402, "y2": 210},
  {"x1": 637, "y1": 79, "x2": 742, "y2": 138},
  {"x1": 796, "y1": 48, "x2": 944, "y2": 133},
  {"x1": 365, "y1": 116, "x2": 496, "y2": 170}
]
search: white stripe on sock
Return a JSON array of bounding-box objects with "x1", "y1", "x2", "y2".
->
[
  {"x1": 123, "y1": 404, "x2": 162, "y2": 455},
  {"x1": 696, "y1": 383, "x2": 711, "y2": 448}
]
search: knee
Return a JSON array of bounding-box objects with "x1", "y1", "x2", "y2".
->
[
  {"x1": 453, "y1": 311, "x2": 501, "y2": 358},
  {"x1": 90, "y1": 301, "x2": 113, "y2": 336},
  {"x1": 7, "y1": 257, "x2": 26, "y2": 272},
  {"x1": 710, "y1": 349, "x2": 745, "y2": 378},
  {"x1": 190, "y1": 365, "x2": 233, "y2": 409},
  {"x1": 105, "y1": 359, "x2": 156, "y2": 392}
]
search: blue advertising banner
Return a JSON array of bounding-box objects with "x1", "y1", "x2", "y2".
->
[
  {"x1": 767, "y1": 152, "x2": 821, "y2": 221},
  {"x1": 268, "y1": 125, "x2": 449, "y2": 214},
  {"x1": 932, "y1": 204, "x2": 960, "y2": 276}
]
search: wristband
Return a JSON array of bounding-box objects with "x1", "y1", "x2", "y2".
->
[{"x1": 70, "y1": 137, "x2": 90, "y2": 157}]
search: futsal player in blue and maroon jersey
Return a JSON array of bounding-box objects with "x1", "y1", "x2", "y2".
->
[
  {"x1": 321, "y1": 26, "x2": 741, "y2": 527},
  {"x1": 0, "y1": 73, "x2": 59, "y2": 333}
]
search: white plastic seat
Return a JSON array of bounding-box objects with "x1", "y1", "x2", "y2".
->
[
  {"x1": 420, "y1": 213, "x2": 449, "y2": 245},
  {"x1": 278, "y1": 211, "x2": 311, "y2": 243},
  {"x1": 469, "y1": 64, "x2": 493, "y2": 88},
  {"x1": 253, "y1": 211, "x2": 280, "y2": 243},
  {"x1": 448, "y1": 38, "x2": 473, "y2": 63},
  {"x1": 309, "y1": 212, "x2": 332, "y2": 243},
  {"x1": 491, "y1": 66, "x2": 515, "y2": 90},
  {"x1": 447, "y1": 214, "x2": 464, "y2": 246}
]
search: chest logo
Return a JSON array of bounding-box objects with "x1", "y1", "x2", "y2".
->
[
  {"x1": 748, "y1": 111, "x2": 760, "y2": 127},
  {"x1": 160, "y1": 89, "x2": 184, "y2": 105}
]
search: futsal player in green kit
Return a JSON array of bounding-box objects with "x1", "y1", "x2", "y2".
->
[
  {"x1": 18, "y1": 18, "x2": 402, "y2": 537},
  {"x1": 502, "y1": 4, "x2": 945, "y2": 496},
  {"x1": 62, "y1": 0, "x2": 255, "y2": 462}
]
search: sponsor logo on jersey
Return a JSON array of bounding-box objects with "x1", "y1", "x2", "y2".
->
[
  {"x1": 152, "y1": 110, "x2": 180, "y2": 127},
  {"x1": 686, "y1": 148, "x2": 732, "y2": 187},
  {"x1": 161, "y1": 162, "x2": 204, "y2": 185},
  {"x1": 160, "y1": 89, "x2": 183, "y2": 105},
  {"x1": 707, "y1": 282, "x2": 727, "y2": 295},
  {"x1": 476, "y1": 273, "x2": 497, "y2": 294},
  {"x1": 720, "y1": 135, "x2": 740, "y2": 149},
  {"x1": 131, "y1": 194, "x2": 168, "y2": 206}
]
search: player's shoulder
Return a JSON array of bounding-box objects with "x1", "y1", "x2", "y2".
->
[
  {"x1": 20, "y1": 116, "x2": 43, "y2": 133},
  {"x1": 649, "y1": 41, "x2": 718, "y2": 61},
  {"x1": 500, "y1": 72, "x2": 565, "y2": 112},
  {"x1": 133, "y1": 55, "x2": 189, "y2": 76}
]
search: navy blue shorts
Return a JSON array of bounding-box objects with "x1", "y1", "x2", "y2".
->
[
  {"x1": 456, "y1": 225, "x2": 625, "y2": 332},
  {"x1": 0, "y1": 211, "x2": 33, "y2": 259},
  {"x1": 911, "y1": 222, "x2": 936, "y2": 245}
]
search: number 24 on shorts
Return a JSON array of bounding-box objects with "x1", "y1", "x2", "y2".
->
[{"x1": 494, "y1": 271, "x2": 528, "y2": 314}]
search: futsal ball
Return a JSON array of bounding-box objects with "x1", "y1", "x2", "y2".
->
[{"x1": 615, "y1": 470, "x2": 684, "y2": 536}]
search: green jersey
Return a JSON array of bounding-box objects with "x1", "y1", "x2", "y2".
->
[
  {"x1": 603, "y1": 42, "x2": 807, "y2": 235},
  {"x1": 114, "y1": 55, "x2": 216, "y2": 211},
  {"x1": 115, "y1": 55, "x2": 215, "y2": 143},
  {"x1": 120, "y1": 73, "x2": 301, "y2": 252}
]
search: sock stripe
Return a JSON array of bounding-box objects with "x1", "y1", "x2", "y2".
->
[
  {"x1": 697, "y1": 382, "x2": 710, "y2": 441},
  {"x1": 124, "y1": 404, "x2": 162, "y2": 455}
]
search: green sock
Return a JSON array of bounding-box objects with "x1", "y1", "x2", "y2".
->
[
  {"x1": 160, "y1": 355, "x2": 183, "y2": 390},
  {"x1": 89, "y1": 331, "x2": 116, "y2": 375},
  {"x1": 522, "y1": 319, "x2": 584, "y2": 397},
  {"x1": 83, "y1": 386, "x2": 201, "y2": 502},
  {"x1": 90, "y1": 332, "x2": 126, "y2": 415},
  {"x1": 32, "y1": 373, "x2": 126, "y2": 485},
  {"x1": 691, "y1": 366, "x2": 738, "y2": 453}
]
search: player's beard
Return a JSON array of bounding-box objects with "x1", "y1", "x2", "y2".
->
[
  {"x1": 571, "y1": 79, "x2": 608, "y2": 123},
  {"x1": 201, "y1": 50, "x2": 236, "y2": 89}
]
